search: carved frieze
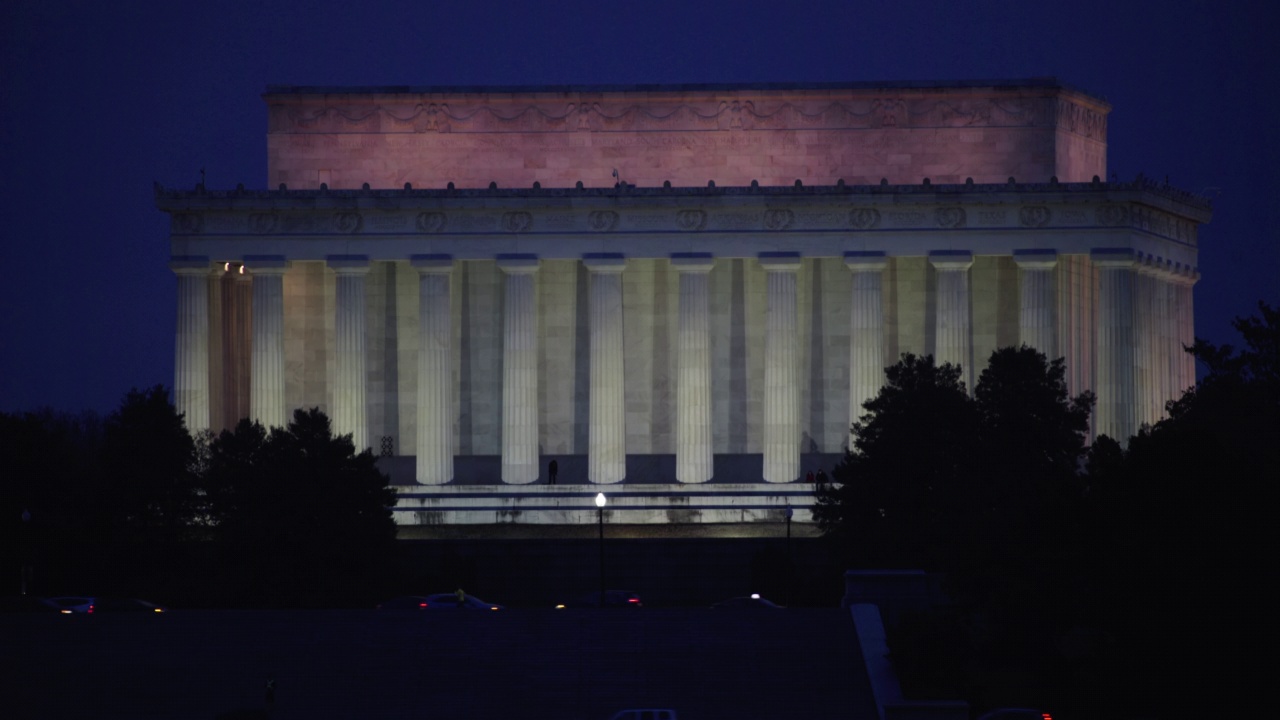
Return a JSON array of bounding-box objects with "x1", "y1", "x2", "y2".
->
[
  {"x1": 1019, "y1": 206, "x2": 1051, "y2": 227},
  {"x1": 935, "y1": 207, "x2": 967, "y2": 228},
  {"x1": 849, "y1": 208, "x2": 881, "y2": 230},
  {"x1": 415, "y1": 212, "x2": 447, "y2": 233},
  {"x1": 588, "y1": 211, "x2": 619, "y2": 231},
  {"x1": 501, "y1": 212, "x2": 533, "y2": 233},
  {"x1": 333, "y1": 213, "x2": 363, "y2": 234},
  {"x1": 175, "y1": 214, "x2": 202, "y2": 233},
  {"x1": 250, "y1": 213, "x2": 279, "y2": 234},
  {"x1": 763, "y1": 209, "x2": 795, "y2": 231},
  {"x1": 1095, "y1": 204, "x2": 1129, "y2": 226},
  {"x1": 676, "y1": 210, "x2": 707, "y2": 231}
]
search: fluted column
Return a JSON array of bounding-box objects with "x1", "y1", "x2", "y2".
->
[
  {"x1": 1135, "y1": 258, "x2": 1158, "y2": 426},
  {"x1": 585, "y1": 255, "x2": 627, "y2": 484},
  {"x1": 930, "y1": 251, "x2": 975, "y2": 390},
  {"x1": 231, "y1": 267, "x2": 252, "y2": 424},
  {"x1": 673, "y1": 254, "x2": 715, "y2": 484},
  {"x1": 206, "y1": 266, "x2": 224, "y2": 433},
  {"x1": 499, "y1": 256, "x2": 539, "y2": 484},
  {"x1": 248, "y1": 256, "x2": 288, "y2": 429},
  {"x1": 1014, "y1": 249, "x2": 1058, "y2": 359},
  {"x1": 329, "y1": 255, "x2": 370, "y2": 452},
  {"x1": 761, "y1": 253, "x2": 801, "y2": 483},
  {"x1": 845, "y1": 252, "x2": 887, "y2": 429},
  {"x1": 171, "y1": 257, "x2": 211, "y2": 433},
  {"x1": 1174, "y1": 267, "x2": 1198, "y2": 395},
  {"x1": 1093, "y1": 249, "x2": 1138, "y2": 443},
  {"x1": 413, "y1": 256, "x2": 454, "y2": 485}
]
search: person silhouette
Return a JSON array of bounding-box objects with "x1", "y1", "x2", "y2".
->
[{"x1": 548, "y1": 459, "x2": 558, "y2": 485}]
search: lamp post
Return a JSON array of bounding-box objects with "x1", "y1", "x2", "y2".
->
[{"x1": 595, "y1": 492, "x2": 607, "y2": 608}]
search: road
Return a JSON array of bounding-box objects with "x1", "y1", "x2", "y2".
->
[{"x1": 4, "y1": 607, "x2": 877, "y2": 720}]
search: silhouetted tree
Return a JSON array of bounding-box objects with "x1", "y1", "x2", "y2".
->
[
  {"x1": 814, "y1": 353, "x2": 980, "y2": 568},
  {"x1": 1081, "y1": 302, "x2": 1279, "y2": 715},
  {"x1": 201, "y1": 408, "x2": 398, "y2": 605},
  {"x1": 99, "y1": 385, "x2": 199, "y2": 541}
]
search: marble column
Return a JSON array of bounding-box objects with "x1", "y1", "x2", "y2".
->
[
  {"x1": 1014, "y1": 249, "x2": 1058, "y2": 359},
  {"x1": 761, "y1": 254, "x2": 801, "y2": 483},
  {"x1": 329, "y1": 256, "x2": 370, "y2": 452},
  {"x1": 1174, "y1": 267, "x2": 1198, "y2": 394},
  {"x1": 673, "y1": 254, "x2": 715, "y2": 484},
  {"x1": 171, "y1": 258, "x2": 211, "y2": 433},
  {"x1": 499, "y1": 256, "x2": 539, "y2": 484},
  {"x1": 413, "y1": 256, "x2": 454, "y2": 485},
  {"x1": 1134, "y1": 258, "x2": 1158, "y2": 426},
  {"x1": 845, "y1": 252, "x2": 887, "y2": 429},
  {"x1": 248, "y1": 256, "x2": 288, "y2": 430},
  {"x1": 930, "y1": 251, "x2": 975, "y2": 390},
  {"x1": 1093, "y1": 249, "x2": 1137, "y2": 443},
  {"x1": 584, "y1": 256, "x2": 627, "y2": 484},
  {"x1": 231, "y1": 267, "x2": 252, "y2": 425},
  {"x1": 206, "y1": 266, "x2": 224, "y2": 433},
  {"x1": 1153, "y1": 264, "x2": 1173, "y2": 419}
]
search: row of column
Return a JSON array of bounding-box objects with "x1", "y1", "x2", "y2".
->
[{"x1": 173, "y1": 248, "x2": 1195, "y2": 484}]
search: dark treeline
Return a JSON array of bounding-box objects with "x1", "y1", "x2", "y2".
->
[
  {"x1": 0, "y1": 396, "x2": 399, "y2": 608},
  {"x1": 815, "y1": 301, "x2": 1278, "y2": 717}
]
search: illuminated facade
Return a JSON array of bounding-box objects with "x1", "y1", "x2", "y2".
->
[{"x1": 157, "y1": 80, "x2": 1209, "y2": 525}]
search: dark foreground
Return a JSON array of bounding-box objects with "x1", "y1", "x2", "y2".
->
[{"x1": 4, "y1": 608, "x2": 875, "y2": 720}]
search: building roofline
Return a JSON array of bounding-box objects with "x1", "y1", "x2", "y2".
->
[{"x1": 263, "y1": 77, "x2": 1109, "y2": 107}]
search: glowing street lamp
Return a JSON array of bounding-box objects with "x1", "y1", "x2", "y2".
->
[{"x1": 596, "y1": 492, "x2": 607, "y2": 607}]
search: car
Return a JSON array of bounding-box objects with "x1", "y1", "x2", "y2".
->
[
  {"x1": 376, "y1": 595, "x2": 433, "y2": 611},
  {"x1": 422, "y1": 592, "x2": 504, "y2": 610},
  {"x1": 555, "y1": 590, "x2": 643, "y2": 609},
  {"x1": 42, "y1": 596, "x2": 167, "y2": 614},
  {"x1": 709, "y1": 593, "x2": 784, "y2": 610}
]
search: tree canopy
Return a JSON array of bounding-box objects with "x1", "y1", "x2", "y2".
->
[{"x1": 201, "y1": 408, "x2": 398, "y2": 604}]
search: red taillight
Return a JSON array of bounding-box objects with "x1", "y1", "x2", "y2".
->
[
  {"x1": 1041, "y1": 715, "x2": 1052, "y2": 720},
  {"x1": 88, "y1": 605, "x2": 94, "y2": 614},
  {"x1": 419, "y1": 602, "x2": 427, "y2": 608},
  {"x1": 628, "y1": 598, "x2": 640, "y2": 604}
]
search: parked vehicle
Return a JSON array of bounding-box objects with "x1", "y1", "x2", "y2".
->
[
  {"x1": 709, "y1": 593, "x2": 784, "y2": 610},
  {"x1": 422, "y1": 592, "x2": 503, "y2": 610},
  {"x1": 42, "y1": 596, "x2": 167, "y2": 614},
  {"x1": 555, "y1": 590, "x2": 643, "y2": 609},
  {"x1": 376, "y1": 595, "x2": 432, "y2": 611}
]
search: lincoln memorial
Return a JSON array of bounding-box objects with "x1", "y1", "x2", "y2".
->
[{"x1": 155, "y1": 79, "x2": 1209, "y2": 527}]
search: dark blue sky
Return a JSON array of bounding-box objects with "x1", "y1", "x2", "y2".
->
[{"x1": 2, "y1": 0, "x2": 1275, "y2": 414}]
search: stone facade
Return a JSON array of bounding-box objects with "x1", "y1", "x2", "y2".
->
[{"x1": 159, "y1": 80, "x2": 1209, "y2": 525}]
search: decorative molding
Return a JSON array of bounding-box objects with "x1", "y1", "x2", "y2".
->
[
  {"x1": 763, "y1": 209, "x2": 795, "y2": 231},
  {"x1": 849, "y1": 208, "x2": 881, "y2": 230},
  {"x1": 1019, "y1": 206, "x2": 1051, "y2": 227},
  {"x1": 333, "y1": 212, "x2": 363, "y2": 234},
  {"x1": 416, "y1": 212, "x2": 447, "y2": 232},
  {"x1": 676, "y1": 209, "x2": 707, "y2": 231},
  {"x1": 1095, "y1": 204, "x2": 1129, "y2": 226},
  {"x1": 935, "y1": 207, "x2": 966, "y2": 228},
  {"x1": 588, "y1": 211, "x2": 619, "y2": 231},
  {"x1": 501, "y1": 212, "x2": 532, "y2": 233}
]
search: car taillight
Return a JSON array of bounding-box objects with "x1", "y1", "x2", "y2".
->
[
  {"x1": 419, "y1": 602, "x2": 428, "y2": 608},
  {"x1": 88, "y1": 605, "x2": 94, "y2": 614},
  {"x1": 628, "y1": 598, "x2": 640, "y2": 604},
  {"x1": 1041, "y1": 715, "x2": 1052, "y2": 720}
]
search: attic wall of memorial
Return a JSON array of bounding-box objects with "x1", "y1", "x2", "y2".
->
[{"x1": 265, "y1": 85, "x2": 1110, "y2": 190}]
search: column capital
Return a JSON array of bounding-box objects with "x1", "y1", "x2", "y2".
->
[
  {"x1": 1013, "y1": 249, "x2": 1058, "y2": 270},
  {"x1": 1090, "y1": 247, "x2": 1138, "y2": 269},
  {"x1": 671, "y1": 252, "x2": 715, "y2": 274},
  {"x1": 497, "y1": 254, "x2": 539, "y2": 275},
  {"x1": 583, "y1": 253, "x2": 627, "y2": 274},
  {"x1": 929, "y1": 250, "x2": 973, "y2": 271},
  {"x1": 243, "y1": 255, "x2": 289, "y2": 276},
  {"x1": 759, "y1": 252, "x2": 802, "y2": 273},
  {"x1": 411, "y1": 254, "x2": 454, "y2": 275},
  {"x1": 844, "y1": 251, "x2": 887, "y2": 272},
  {"x1": 327, "y1": 254, "x2": 371, "y2": 275},
  {"x1": 170, "y1": 256, "x2": 212, "y2": 275}
]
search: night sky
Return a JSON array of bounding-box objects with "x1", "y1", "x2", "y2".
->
[{"x1": 2, "y1": 0, "x2": 1275, "y2": 415}]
